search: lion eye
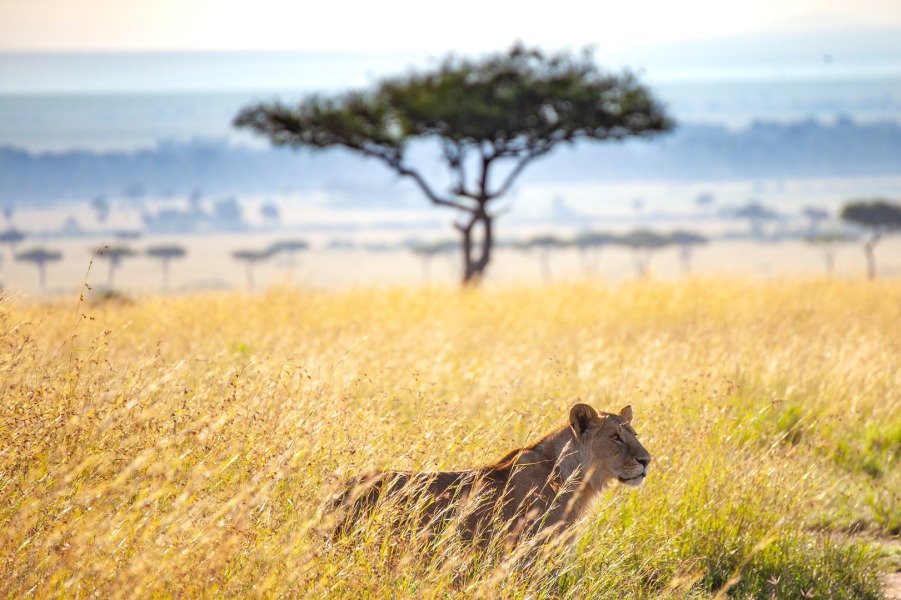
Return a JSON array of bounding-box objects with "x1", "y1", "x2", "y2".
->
[{"x1": 612, "y1": 433, "x2": 624, "y2": 444}]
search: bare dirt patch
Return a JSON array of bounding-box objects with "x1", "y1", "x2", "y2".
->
[{"x1": 883, "y1": 572, "x2": 901, "y2": 600}]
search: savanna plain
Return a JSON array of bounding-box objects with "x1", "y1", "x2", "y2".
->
[{"x1": 1, "y1": 278, "x2": 899, "y2": 598}]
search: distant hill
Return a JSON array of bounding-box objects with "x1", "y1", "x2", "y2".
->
[
  {"x1": 2, "y1": 118, "x2": 901, "y2": 208},
  {"x1": 528, "y1": 117, "x2": 901, "y2": 182}
]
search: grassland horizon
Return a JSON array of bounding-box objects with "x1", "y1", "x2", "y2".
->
[{"x1": 1, "y1": 278, "x2": 898, "y2": 598}]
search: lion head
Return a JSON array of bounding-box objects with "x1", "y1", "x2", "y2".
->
[{"x1": 569, "y1": 403, "x2": 651, "y2": 489}]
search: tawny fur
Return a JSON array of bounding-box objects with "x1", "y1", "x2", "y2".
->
[{"x1": 331, "y1": 403, "x2": 651, "y2": 546}]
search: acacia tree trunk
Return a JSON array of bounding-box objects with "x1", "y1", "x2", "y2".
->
[
  {"x1": 823, "y1": 246, "x2": 836, "y2": 276},
  {"x1": 107, "y1": 259, "x2": 118, "y2": 288},
  {"x1": 680, "y1": 245, "x2": 693, "y2": 275},
  {"x1": 160, "y1": 258, "x2": 171, "y2": 291},
  {"x1": 457, "y1": 208, "x2": 493, "y2": 286},
  {"x1": 579, "y1": 247, "x2": 601, "y2": 276},
  {"x1": 419, "y1": 256, "x2": 431, "y2": 283},
  {"x1": 245, "y1": 262, "x2": 255, "y2": 291},
  {"x1": 538, "y1": 249, "x2": 552, "y2": 283},
  {"x1": 864, "y1": 236, "x2": 878, "y2": 280},
  {"x1": 633, "y1": 248, "x2": 653, "y2": 278}
]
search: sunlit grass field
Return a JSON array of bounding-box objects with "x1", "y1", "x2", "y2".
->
[{"x1": 1, "y1": 279, "x2": 899, "y2": 598}]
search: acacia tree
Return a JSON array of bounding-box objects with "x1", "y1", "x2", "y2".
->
[
  {"x1": 518, "y1": 234, "x2": 569, "y2": 283},
  {"x1": 804, "y1": 231, "x2": 856, "y2": 276},
  {"x1": 667, "y1": 230, "x2": 708, "y2": 275},
  {"x1": 267, "y1": 239, "x2": 309, "y2": 268},
  {"x1": 410, "y1": 239, "x2": 458, "y2": 282},
  {"x1": 801, "y1": 206, "x2": 830, "y2": 234},
  {"x1": 232, "y1": 249, "x2": 270, "y2": 291},
  {"x1": 146, "y1": 244, "x2": 187, "y2": 291},
  {"x1": 0, "y1": 228, "x2": 25, "y2": 252},
  {"x1": 97, "y1": 244, "x2": 137, "y2": 289},
  {"x1": 235, "y1": 44, "x2": 672, "y2": 285},
  {"x1": 617, "y1": 229, "x2": 670, "y2": 278},
  {"x1": 734, "y1": 201, "x2": 779, "y2": 240},
  {"x1": 16, "y1": 247, "x2": 62, "y2": 291},
  {"x1": 575, "y1": 231, "x2": 616, "y2": 275},
  {"x1": 840, "y1": 199, "x2": 901, "y2": 279}
]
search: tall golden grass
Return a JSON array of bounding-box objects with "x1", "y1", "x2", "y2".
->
[{"x1": 1, "y1": 279, "x2": 898, "y2": 598}]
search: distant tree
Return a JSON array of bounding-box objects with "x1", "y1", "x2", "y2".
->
[
  {"x1": 667, "y1": 230, "x2": 708, "y2": 275},
  {"x1": 325, "y1": 239, "x2": 358, "y2": 250},
  {"x1": 232, "y1": 249, "x2": 270, "y2": 291},
  {"x1": 617, "y1": 229, "x2": 670, "y2": 278},
  {"x1": 16, "y1": 247, "x2": 62, "y2": 291},
  {"x1": 96, "y1": 244, "x2": 137, "y2": 289},
  {"x1": 801, "y1": 206, "x2": 830, "y2": 234},
  {"x1": 0, "y1": 228, "x2": 25, "y2": 252},
  {"x1": 266, "y1": 239, "x2": 309, "y2": 268},
  {"x1": 410, "y1": 239, "x2": 458, "y2": 282},
  {"x1": 235, "y1": 43, "x2": 672, "y2": 285},
  {"x1": 804, "y1": 231, "x2": 857, "y2": 276},
  {"x1": 840, "y1": 199, "x2": 901, "y2": 279},
  {"x1": 518, "y1": 234, "x2": 569, "y2": 283},
  {"x1": 115, "y1": 230, "x2": 142, "y2": 241},
  {"x1": 575, "y1": 231, "x2": 615, "y2": 275},
  {"x1": 734, "y1": 201, "x2": 779, "y2": 239},
  {"x1": 146, "y1": 244, "x2": 187, "y2": 291}
]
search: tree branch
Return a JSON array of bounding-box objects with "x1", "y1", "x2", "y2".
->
[
  {"x1": 442, "y1": 140, "x2": 477, "y2": 200},
  {"x1": 478, "y1": 151, "x2": 492, "y2": 202},
  {"x1": 368, "y1": 153, "x2": 468, "y2": 212},
  {"x1": 487, "y1": 142, "x2": 554, "y2": 200},
  {"x1": 397, "y1": 165, "x2": 472, "y2": 211}
]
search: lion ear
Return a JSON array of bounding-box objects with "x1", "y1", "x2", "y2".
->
[
  {"x1": 570, "y1": 403, "x2": 600, "y2": 438},
  {"x1": 619, "y1": 405, "x2": 634, "y2": 423}
]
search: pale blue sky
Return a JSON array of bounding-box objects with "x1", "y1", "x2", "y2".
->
[
  {"x1": 1, "y1": 0, "x2": 900, "y2": 95},
  {"x1": 2, "y1": 0, "x2": 901, "y2": 53}
]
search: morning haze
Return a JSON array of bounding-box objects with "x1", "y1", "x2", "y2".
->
[
  {"x1": 1, "y1": 3, "x2": 901, "y2": 600},
  {"x1": 0, "y1": 0, "x2": 900, "y2": 294}
]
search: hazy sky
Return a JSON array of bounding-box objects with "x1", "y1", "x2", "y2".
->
[{"x1": 2, "y1": 0, "x2": 901, "y2": 52}]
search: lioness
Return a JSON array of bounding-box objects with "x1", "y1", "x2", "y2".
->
[{"x1": 331, "y1": 403, "x2": 651, "y2": 547}]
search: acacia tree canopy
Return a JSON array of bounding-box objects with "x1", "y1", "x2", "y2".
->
[
  {"x1": 840, "y1": 198, "x2": 901, "y2": 279},
  {"x1": 840, "y1": 199, "x2": 901, "y2": 231},
  {"x1": 234, "y1": 44, "x2": 673, "y2": 284},
  {"x1": 16, "y1": 247, "x2": 62, "y2": 290}
]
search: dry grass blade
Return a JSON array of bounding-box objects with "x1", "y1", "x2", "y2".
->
[{"x1": 0, "y1": 279, "x2": 897, "y2": 598}]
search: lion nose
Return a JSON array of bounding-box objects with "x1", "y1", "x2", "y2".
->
[{"x1": 637, "y1": 457, "x2": 651, "y2": 469}]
